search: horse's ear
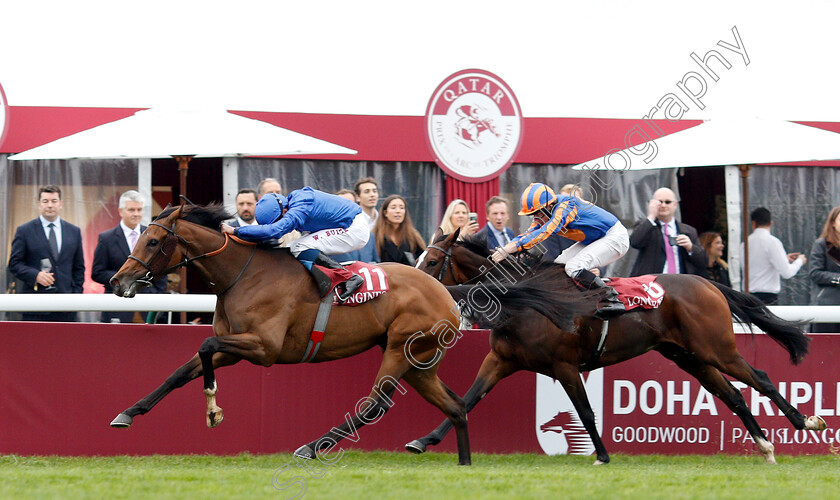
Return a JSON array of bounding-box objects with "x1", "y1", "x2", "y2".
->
[
  {"x1": 432, "y1": 227, "x2": 444, "y2": 243},
  {"x1": 451, "y1": 226, "x2": 462, "y2": 241},
  {"x1": 153, "y1": 203, "x2": 173, "y2": 221}
]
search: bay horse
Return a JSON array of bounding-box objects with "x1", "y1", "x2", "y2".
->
[
  {"x1": 408, "y1": 229, "x2": 827, "y2": 464},
  {"x1": 108, "y1": 204, "x2": 471, "y2": 465}
]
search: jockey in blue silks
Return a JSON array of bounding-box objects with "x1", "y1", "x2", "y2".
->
[
  {"x1": 490, "y1": 182, "x2": 630, "y2": 319},
  {"x1": 221, "y1": 186, "x2": 369, "y2": 302}
]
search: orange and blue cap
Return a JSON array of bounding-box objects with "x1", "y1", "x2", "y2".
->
[{"x1": 519, "y1": 183, "x2": 556, "y2": 215}]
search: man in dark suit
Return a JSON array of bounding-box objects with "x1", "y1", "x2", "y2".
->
[
  {"x1": 475, "y1": 196, "x2": 516, "y2": 251},
  {"x1": 8, "y1": 185, "x2": 86, "y2": 322},
  {"x1": 92, "y1": 190, "x2": 166, "y2": 323},
  {"x1": 629, "y1": 187, "x2": 707, "y2": 277},
  {"x1": 229, "y1": 188, "x2": 259, "y2": 228}
]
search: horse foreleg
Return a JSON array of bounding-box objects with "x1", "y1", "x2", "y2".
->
[
  {"x1": 198, "y1": 333, "x2": 274, "y2": 428},
  {"x1": 405, "y1": 350, "x2": 516, "y2": 454},
  {"x1": 294, "y1": 350, "x2": 411, "y2": 462},
  {"x1": 659, "y1": 345, "x2": 777, "y2": 464},
  {"x1": 552, "y1": 363, "x2": 610, "y2": 465},
  {"x1": 402, "y1": 365, "x2": 471, "y2": 465},
  {"x1": 110, "y1": 352, "x2": 238, "y2": 428}
]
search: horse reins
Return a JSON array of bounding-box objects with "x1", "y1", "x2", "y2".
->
[
  {"x1": 426, "y1": 243, "x2": 487, "y2": 286},
  {"x1": 128, "y1": 220, "x2": 256, "y2": 294}
]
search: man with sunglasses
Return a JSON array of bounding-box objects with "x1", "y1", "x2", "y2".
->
[
  {"x1": 490, "y1": 182, "x2": 629, "y2": 319},
  {"x1": 221, "y1": 187, "x2": 368, "y2": 302},
  {"x1": 629, "y1": 187, "x2": 707, "y2": 277}
]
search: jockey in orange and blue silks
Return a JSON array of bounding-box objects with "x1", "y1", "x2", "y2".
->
[
  {"x1": 221, "y1": 187, "x2": 368, "y2": 302},
  {"x1": 490, "y1": 183, "x2": 630, "y2": 319}
]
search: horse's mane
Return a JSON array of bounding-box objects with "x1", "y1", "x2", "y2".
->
[
  {"x1": 449, "y1": 264, "x2": 602, "y2": 333},
  {"x1": 431, "y1": 232, "x2": 493, "y2": 259},
  {"x1": 457, "y1": 234, "x2": 493, "y2": 258},
  {"x1": 156, "y1": 203, "x2": 234, "y2": 232}
]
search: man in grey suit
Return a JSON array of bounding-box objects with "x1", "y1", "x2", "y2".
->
[
  {"x1": 8, "y1": 185, "x2": 85, "y2": 322},
  {"x1": 92, "y1": 190, "x2": 166, "y2": 323}
]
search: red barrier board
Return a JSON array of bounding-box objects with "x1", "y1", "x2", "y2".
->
[
  {"x1": 0, "y1": 323, "x2": 535, "y2": 455},
  {"x1": 0, "y1": 322, "x2": 836, "y2": 456},
  {"x1": 535, "y1": 333, "x2": 839, "y2": 456}
]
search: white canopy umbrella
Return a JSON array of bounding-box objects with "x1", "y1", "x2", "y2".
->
[
  {"x1": 571, "y1": 118, "x2": 840, "y2": 291},
  {"x1": 8, "y1": 107, "x2": 357, "y2": 160},
  {"x1": 9, "y1": 107, "x2": 357, "y2": 205},
  {"x1": 8, "y1": 108, "x2": 357, "y2": 303}
]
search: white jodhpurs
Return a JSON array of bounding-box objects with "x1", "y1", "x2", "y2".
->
[
  {"x1": 554, "y1": 221, "x2": 630, "y2": 277},
  {"x1": 289, "y1": 213, "x2": 370, "y2": 257}
]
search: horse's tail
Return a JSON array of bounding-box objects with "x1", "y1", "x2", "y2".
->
[
  {"x1": 444, "y1": 266, "x2": 599, "y2": 332},
  {"x1": 709, "y1": 281, "x2": 810, "y2": 364}
]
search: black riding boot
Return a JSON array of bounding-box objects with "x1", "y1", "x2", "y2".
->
[
  {"x1": 314, "y1": 253, "x2": 365, "y2": 302},
  {"x1": 572, "y1": 269, "x2": 625, "y2": 319}
]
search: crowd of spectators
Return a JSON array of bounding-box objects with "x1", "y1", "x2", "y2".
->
[{"x1": 5, "y1": 181, "x2": 840, "y2": 328}]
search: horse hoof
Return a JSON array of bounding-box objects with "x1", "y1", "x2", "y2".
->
[
  {"x1": 294, "y1": 444, "x2": 315, "y2": 460},
  {"x1": 405, "y1": 440, "x2": 427, "y2": 454},
  {"x1": 806, "y1": 415, "x2": 827, "y2": 431},
  {"x1": 206, "y1": 408, "x2": 224, "y2": 428},
  {"x1": 593, "y1": 460, "x2": 605, "y2": 465},
  {"x1": 110, "y1": 413, "x2": 133, "y2": 428}
]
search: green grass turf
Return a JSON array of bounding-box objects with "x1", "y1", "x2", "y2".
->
[{"x1": 0, "y1": 451, "x2": 838, "y2": 500}]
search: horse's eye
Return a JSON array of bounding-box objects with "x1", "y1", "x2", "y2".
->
[
  {"x1": 428, "y1": 260, "x2": 438, "y2": 267},
  {"x1": 148, "y1": 239, "x2": 159, "y2": 246}
]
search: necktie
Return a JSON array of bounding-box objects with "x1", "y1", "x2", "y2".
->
[
  {"x1": 502, "y1": 230, "x2": 510, "y2": 244},
  {"x1": 129, "y1": 230, "x2": 138, "y2": 251},
  {"x1": 48, "y1": 223, "x2": 59, "y2": 259},
  {"x1": 663, "y1": 224, "x2": 677, "y2": 274}
]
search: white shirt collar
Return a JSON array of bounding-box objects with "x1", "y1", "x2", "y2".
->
[
  {"x1": 236, "y1": 216, "x2": 258, "y2": 226},
  {"x1": 120, "y1": 220, "x2": 140, "y2": 235},
  {"x1": 40, "y1": 215, "x2": 61, "y2": 228}
]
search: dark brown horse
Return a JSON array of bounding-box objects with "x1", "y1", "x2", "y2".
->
[
  {"x1": 409, "y1": 229, "x2": 827, "y2": 464},
  {"x1": 108, "y1": 204, "x2": 471, "y2": 465}
]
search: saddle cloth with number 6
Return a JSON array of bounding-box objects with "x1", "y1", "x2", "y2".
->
[
  {"x1": 603, "y1": 275, "x2": 664, "y2": 311},
  {"x1": 312, "y1": 261, "x2": 390, "y2": 306}
]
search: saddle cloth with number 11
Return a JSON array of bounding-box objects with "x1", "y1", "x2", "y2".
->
[{"x1": 312, "y1": 261, "x2": 390, "y2": 306}]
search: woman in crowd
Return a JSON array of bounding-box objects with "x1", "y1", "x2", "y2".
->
[
  {"x1": 808, "y1": 206, "x2": 840, "y2": 333},
  {"x1": 432, "y1": 199, "x2": 479, "y2": 243},
  {"x1": 374, "y1": 195, "x2": 426, "y2": 266},
  {"x1": 699, "y1": 231, "x2": 731, "y2": 287}
]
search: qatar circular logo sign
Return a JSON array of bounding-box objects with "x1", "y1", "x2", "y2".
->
[
  {"x1": 425, "y1": 69, "x2": 524, "y2": 183},
  {"x1": 0, "y1": 80, "x2": 8, "y2": 151}
]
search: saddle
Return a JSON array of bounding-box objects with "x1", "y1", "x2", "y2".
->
[
  {"x1": 604, "y1": 275, "x2": 664, "y2": 311},
  {"x1": 311, "y1": 261, "x2": 390, "y2": 306}
]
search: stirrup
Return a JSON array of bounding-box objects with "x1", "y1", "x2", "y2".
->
[
  {"x1": 337, "y1": 274, "x2": 364, "y2": 302},
  {"x1": 594, "y1": 296, "x2": 625, "y2": 319}
]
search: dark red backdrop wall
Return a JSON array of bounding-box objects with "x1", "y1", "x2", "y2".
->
[
  {"x1": 0, "y1": 323, "x2": 536, "y2": 455},
  {"x1": 1, "y1": 322, "x2": 836, "y2": 456}
]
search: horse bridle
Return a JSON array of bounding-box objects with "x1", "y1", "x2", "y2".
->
[
  {"x1": 426, "y1": 243, "x2": 460, "y2": 284},
  {"x1": 127, "y1": 219, "x2": 254, "y2": 294}
]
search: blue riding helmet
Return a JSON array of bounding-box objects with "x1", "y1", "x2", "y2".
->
[{"x1": 255, "y1": 193, "x2": 288, "y2": 224}]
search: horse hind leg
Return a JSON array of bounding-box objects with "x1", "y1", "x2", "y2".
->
[
  {"x1": 658, "y1": 345, "x2": 777, "y2": 464},
  {"x1": 406, "y1": 350, "x2": 516, "y2": 454},
  {"x1": 715, "y1": 355, "x2": 827, "y2": 432}
]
